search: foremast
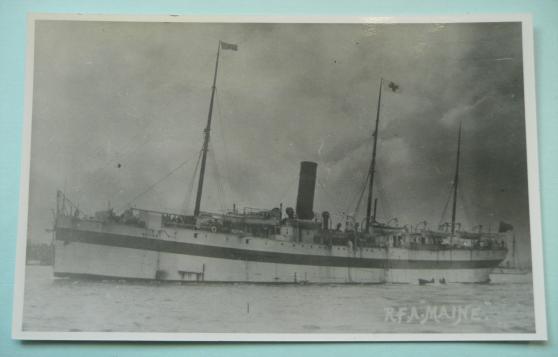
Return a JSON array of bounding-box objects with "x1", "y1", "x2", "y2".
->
[{"x1": 193, "y1": 41, "x2": 236, "y2": 216}]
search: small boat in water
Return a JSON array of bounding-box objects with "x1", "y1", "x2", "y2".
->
[{"x1": 418, "y1": 278, "x2": 435, "y2": 285}]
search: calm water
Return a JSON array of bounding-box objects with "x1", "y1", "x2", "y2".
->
[{"x1": 22, "y1": 266, "x2": 535, "y2": 334}]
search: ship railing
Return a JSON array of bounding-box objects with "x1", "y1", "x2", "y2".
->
[
  {"x1": 225, "y1": 207, "x2": 282, "y2": 221},
  {"x1": 407, "y1": 242, "x2": 507, "y2": 251},
  {"x1": 163, "y1": 221, "x2": 196, "y2": 229},
  {"x1": 239, "y1": 206, "x2": 271, "y2": 215}
]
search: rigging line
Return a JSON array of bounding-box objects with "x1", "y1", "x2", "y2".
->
[
  {"x1": 350, "y1": 157, "x2": 374, "y2": 215},
  {"x1": 353, "y1": 170, "x2": 371, "y2": 216},
  {"x1": 101, "y1": 133, "x2": 155, "y2": 169},
  {"x1": 92, "y1": 115, "x2": 161, "y2": 169},
  {"x1": 439, "y1": 181, "x2": 454, "y2": 226},
  {"x1": 209, "y1": 141, "x2": 227, "y2": 212},
  {"x1": 374, "y1": 169, "x2": 393, "y2": 221},
  {"x1": 124, "y1": 152, "x2": 198, "y2": 208},
  {"x1": 353, "y1": 181, "x2": 369, "y2": 216},
  {"x1": 345, "y1": 133, "x2": 378, "y2": 219},
  {"x1": 89, "y1": 129, "x2": 168, "y2": 198},
  {"x1": 183, "y1": 150, "x2": 203, "y2": 213},
  {"x1": 458, "y1": 184, "x2": 472, "y2": 229},
  {"x1": 215, "y1": 89, "x2": 235, "y2": 204}
]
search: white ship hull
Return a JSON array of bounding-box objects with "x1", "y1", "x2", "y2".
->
[{"x1": 53, "y1": 216, "x2": 507, "y2": 284}]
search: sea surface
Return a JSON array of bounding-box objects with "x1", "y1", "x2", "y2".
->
[{"x1": 22, "y1": 266, "x2": 535, "y2": 334}]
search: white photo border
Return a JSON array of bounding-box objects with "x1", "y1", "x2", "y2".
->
[{"x1": 11, "y1": 13, "x2": 547, "y2": 342}]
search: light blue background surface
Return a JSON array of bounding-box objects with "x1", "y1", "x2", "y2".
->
[{"x1": 1, "y1": 0, "x2": 556, "y2": 356}]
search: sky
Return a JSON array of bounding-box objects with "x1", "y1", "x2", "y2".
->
[{"x1": 27, "y1": 20, "x2": 531, "y2": 265}]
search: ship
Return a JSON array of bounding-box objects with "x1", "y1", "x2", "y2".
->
[{"x1": 51, "y1": 41, "x2": 508, "y2": 284}]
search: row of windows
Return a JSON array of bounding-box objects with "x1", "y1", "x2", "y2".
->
[{"x1": 191, "y1": 232, "x2": 380, "y2": 253}]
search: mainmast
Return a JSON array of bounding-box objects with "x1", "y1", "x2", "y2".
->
[
  {"x1": 450, "y1": 122, "x2": 462, "y2": 236},
  {"x1": 365, "y1": 78, "x2": 383, "y2": 233},
  {"x1": 193, "y1": 42, "x2": 221, "y2": 217}
]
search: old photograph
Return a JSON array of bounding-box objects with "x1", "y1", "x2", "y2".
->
[{"x1": 12, "y1": 14, "x2": 546, "y2": 340}]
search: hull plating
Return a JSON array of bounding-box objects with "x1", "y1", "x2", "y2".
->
[{"x1": 53, "y1": 218, "x2": 506, "y2": 284}]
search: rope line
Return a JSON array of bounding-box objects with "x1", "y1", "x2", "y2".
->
[
  {"x1": 214, "y1": 90, "x2": 236, "y2": 207},
  {"x1": 182, "y1": 150, "x2": 203, "y2": 213},
  {"x1": 124, "y1": 152, "x2": 198, "y2": 208},
  {"x1": 209, "y1": 141, "x2": 228, "y2": 211},
  {"x1": 353, "y1": 170, "x2": 371, "y2": 216},
  {"x1": 458, "y1": 184, "x2": 472, "y2": 229},
  {"x1": 374, "y1": 169, "x2": 392, "y2": 221},
  {"x1": 438, "y1": 181, "x2": 454, "y2": 226}
]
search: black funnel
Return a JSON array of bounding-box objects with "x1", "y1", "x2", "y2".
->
[{"x1": 295, "y1": 161, "x2": 317, "y2": 220}]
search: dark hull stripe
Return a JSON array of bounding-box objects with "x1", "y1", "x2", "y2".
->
[{"x1": 56, "y1": 228, "x2": 505, "y2": 270}]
